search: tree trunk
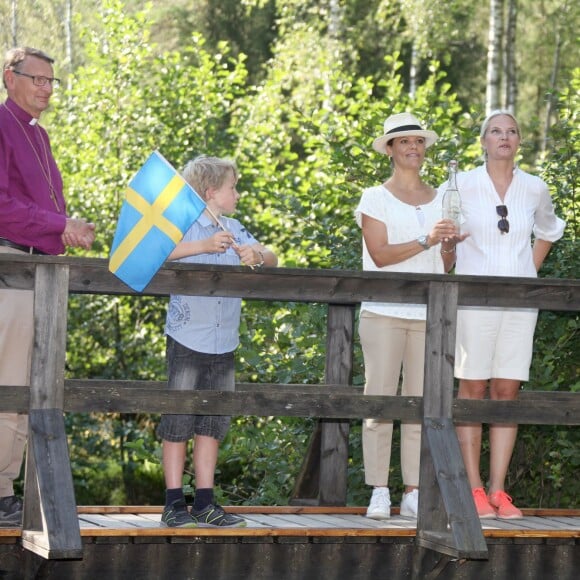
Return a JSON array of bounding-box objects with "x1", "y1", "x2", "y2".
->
[
  {"x1": 11, "y1": 0, "x2": 18, "y2": 46},
  {"x1": 65, "y1": 0, "x2": 74, "y2": 86},
  {"x1": 328, "y1": 0, "x2": 341, "y2": 38},
  {"x1": 504, "y1": 0, "x2": 517, "y2": 113},
  {"x1": 409, "y1": 41, "x2": 419, "y2": 97},
  {"x1": 542, "y1": 1, "x2": 568, "y2": 152},
  {"x1": 486, "y1": 0, "x2": 504, "y2": 114}
]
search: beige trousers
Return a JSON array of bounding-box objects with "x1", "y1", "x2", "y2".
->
[
  {"x1": 359, "y1": 312, "x2": 426, "y2": 487},
  {"x1": 0, "y1": 246, "x2": 34, "y2": 497}
]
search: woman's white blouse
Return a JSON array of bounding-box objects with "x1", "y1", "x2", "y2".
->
[
  {"x1": 355, "y1": 184, "x2": 445, "y2": 320},
  {"x1": 441, "y1": 165, "x2": 566, "y2": 278}
]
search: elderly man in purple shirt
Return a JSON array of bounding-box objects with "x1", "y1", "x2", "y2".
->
[{"x1": 0, "y1": 46, "x2": 95, "y2": 526}]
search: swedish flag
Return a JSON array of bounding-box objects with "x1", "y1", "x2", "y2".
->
[{"x1": 109, "y1": 151, "x2": 206, "y2": 292}]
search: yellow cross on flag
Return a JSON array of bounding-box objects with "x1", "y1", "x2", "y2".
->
[{"x1": 109, "y1": 151, "x2": 206, "y2": 291}]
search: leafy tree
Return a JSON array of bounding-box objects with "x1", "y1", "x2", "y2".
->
[
  {"x1": 48, "y1": 0, "x2": 248, "y2": 504},
  {"x1": 2, "y1": 0, "x2": 577, "y2": 508}
]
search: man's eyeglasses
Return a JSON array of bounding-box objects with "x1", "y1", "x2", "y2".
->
[
  {"x1": 12, "y1": 70, "x2": 61, "y2": 88},
  {"x1": 496, "y1": 205, "x2": 509, "y2": 234}
]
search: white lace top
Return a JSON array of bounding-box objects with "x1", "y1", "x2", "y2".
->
[{"x1": 355, "y1": 184, "x2": 445, "y2": 320}]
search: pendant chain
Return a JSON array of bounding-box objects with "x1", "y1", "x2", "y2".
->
[{"x1": 2, "y1": 104, "x2": 62, "y2": 213}]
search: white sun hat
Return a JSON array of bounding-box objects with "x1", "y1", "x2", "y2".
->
[{"x1": 372, "y1": 112, "x2": 438, "y2": 154}]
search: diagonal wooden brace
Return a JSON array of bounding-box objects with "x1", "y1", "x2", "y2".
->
[
  {"x1": 21, "y1": 263, "x2": 81, "y2": 559},
  {"x1": 416, "y1": 417, "x2": 488, "y2": 559},
  {"x1": 22, "y1": 409, "x2": 82, "y2": 559}
]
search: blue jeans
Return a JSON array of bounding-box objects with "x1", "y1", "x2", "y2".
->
[{"x1": 157, "y1": 337, "x2": 235, "y2": 442}]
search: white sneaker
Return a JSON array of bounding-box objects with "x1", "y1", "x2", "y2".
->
[
  {"x1": 400, "y1": 489, "x2": 419, "y2": 517},
  {"x1": 366, "y1": 487, "x2": 391, "y2": 520}
]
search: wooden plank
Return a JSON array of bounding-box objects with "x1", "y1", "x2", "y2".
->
[
  {"x1": 3, "y1": 383, "x2": 578, "y2": 425},
  {"x1": 70, "y1": 505, "x2": 580, "y2": 520},
  {"x1": 242, "y1": 513, "x2": 309, "y2": 528},
  {"x1": 62, "y1": 385, "x2": 425, "y2": 419},
  {"x1": 416, "y1": 282, "x2": 459, "y2": 554},
  {"x1": 29, "y1": 263, "x2": 69, "y2": 409},
  {"x1": 60, "y1": 382, "x2": 580, "y2": 425},
  {"x1": 21, "y1": 264, "x2": 81, "y2": 560},
  {"x1": 61, "y1": 257, "x2": 580, "y2": 310},
  {"x1": 420, "y1": 418, "x2": 488, "y2": 558},
  {"x1": 77, "y1": 514, "x2": 144, "y2": 530},
  {"x1": 75, "y1": 505, "x2": 370, "y2": 515},
  {"x1": 105, "y1": 514, "x2": 164, "y2": 528},
  {"x1": 334, "y1": 513, "x2": 417, "y2": 530},
  {"x1": 417, "y1": 530, "x2": 488, "y2": 560},
  {"x1": 453, "y1": 397, "x2": 580, "y2": 425},
  {"x1": 1, "y1": 254, "x2": 579, "y2": 309},
  {"x1": 77, "y1": 520, "x2": 104, "y2": 530},
  {"x1": 271, "y1": 513, "x2": 341, "y2": 529},
  {"x1": 483, "y1": 529, "x2": 580, "y2": 538},
  {"x1": 22, "y1": 430, "x2": 42, "y2": 540},
  {"x1": 22, "y1": 410, "x2": 82, "y2": 559},
  {"x1": 0, "y1": 256, "x2": 36, "y2": 290},
  {"x1": 319, "y1": 304, "x2": 354, "y2": 506},
  {"x1": 9, "y1": 507, "x2": 580, "y2": 538},
  {"x1": 548, "y1": 516, "x2": 580, "y2": 528},
  {"x1": 506, "y1": 516, "x2": 574, "y2": 531},
  {"x1": 221, "y1": 516, "x2": 269, "y2": 529},
  {"x1": 423, "y1": 281, "x2": 458, "y2": 419}
]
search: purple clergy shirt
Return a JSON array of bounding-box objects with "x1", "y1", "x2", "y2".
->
[{"x1": 0, "y1": 98, "x2": 67, "y2": 255}]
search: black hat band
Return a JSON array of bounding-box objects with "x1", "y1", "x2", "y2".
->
[{"x1": 386, "y1": 124, "x2": 423, "y2": 134}]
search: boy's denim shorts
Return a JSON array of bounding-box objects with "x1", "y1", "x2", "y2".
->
[{"x1": 156, "y1": 337, "x2": 235, "y2": 443}]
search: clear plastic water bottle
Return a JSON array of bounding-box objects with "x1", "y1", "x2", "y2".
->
[{"x1": 442, "y1": 160, "x2": 461, "y2": 233}]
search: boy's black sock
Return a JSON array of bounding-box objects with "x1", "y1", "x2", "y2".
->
[
  {"x1": 165, "y1": 487, "x2": 185, "y2": 508},
  {"x1": 193, "y1": 488, "x2": 214, "y2": 511}
]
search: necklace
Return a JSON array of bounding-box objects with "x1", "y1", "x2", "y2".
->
[{"x1": 2, "y1": 103, "x2": 62, "y2": 212}]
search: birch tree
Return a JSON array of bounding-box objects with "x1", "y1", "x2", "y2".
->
[
  {"x1": 10, "y1": 0, "x2": 17, "y2": 45},
  {"x1": 504, "y1": 0, "x2": 517, "y2": 112},
  {"x1": 486, "y1": 0, "x2": 503, "y2": 113}
]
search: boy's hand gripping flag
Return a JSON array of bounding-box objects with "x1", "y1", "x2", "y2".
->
[{"x1": 109, "y1": 151, "x2": 206, "y2": 292}]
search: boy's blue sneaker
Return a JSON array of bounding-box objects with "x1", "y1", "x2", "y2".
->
[
  {"x1": 161, "y1": 499, "x2": 198, "y2": 528},
  {"x1": 191, "y1": 504, "x2": 246, "y2": 527}
]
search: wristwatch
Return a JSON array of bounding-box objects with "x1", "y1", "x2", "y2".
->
[{"x1": 417, "y1": 235, "x2": 430, "y2": 251}]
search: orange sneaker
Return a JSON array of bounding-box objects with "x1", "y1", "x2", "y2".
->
[
  {"x1": 488, "y1": 490, "x2": 523, "y2": 519},
  {"x1": 472, "y1": 487, "x2": 496, "y2": 518}
]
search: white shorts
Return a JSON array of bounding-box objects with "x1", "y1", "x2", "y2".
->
[{"x1": 454, "y1": 307, "x2": 538, "y2": 382}]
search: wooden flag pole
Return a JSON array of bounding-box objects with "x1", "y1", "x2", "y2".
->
[{"x1": 205, "y1": 206, "x2": 258, "y2": 270}]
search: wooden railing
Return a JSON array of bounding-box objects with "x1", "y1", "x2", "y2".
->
[{"x1": 1, "y1": 254, "x2": 579, "y2": 572}]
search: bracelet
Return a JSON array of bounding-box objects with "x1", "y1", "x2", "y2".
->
[
  {"x1": 254, "y1": 250, "x2": 265, "y2": 268},
  {"x1": 440, "y1": 246, "x2": 456, "y2": 254}
]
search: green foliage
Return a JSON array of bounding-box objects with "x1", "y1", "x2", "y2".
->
[
  {"x1": 22, "y1": 0, "x2": 578, "y2": 509},
  {"x1": 219, "y1": 416, "x2": 315, "y2": 505},
  {"x1": 530, "y1": 67, "x2": 579, "y2": 396}
]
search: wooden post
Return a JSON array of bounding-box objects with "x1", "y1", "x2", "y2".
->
[
  {"x1": 289, "y1": 421, "x2": 322, "y2": 505},
  {"x1": 319, "y1": 304, "x2": 355, "y2": 505},
  {"x1": 413, "y1": 281, "x2": 487, "y2": 577},
  {"x1": 21, "y1": 263, "x2": 82, "y2": 559},
  {"x1": 290, "y1": 304, "x2": 355, "y2": 505}
]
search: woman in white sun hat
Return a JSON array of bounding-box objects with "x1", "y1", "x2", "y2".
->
[{"x1": 355, "y1": 112, "x2": 459, "y2": 519}]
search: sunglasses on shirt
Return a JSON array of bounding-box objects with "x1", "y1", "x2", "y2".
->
[{"x1": 496, "y1": 205, "x2": 509, "y2": 234}]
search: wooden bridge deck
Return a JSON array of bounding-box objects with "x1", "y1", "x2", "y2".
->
[
  {"x1": 60, "y1": 505, "x2": 580, "y2": 537},
  {"x1": 2, "y1": 505, "x2": 579, "y2": 538},
  {"x1": 1, "y1": 507, "x2": 579, "y2": 579}
]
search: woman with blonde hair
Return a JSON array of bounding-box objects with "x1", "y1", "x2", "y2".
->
[{"x1": 444, "y1": 110, "x2": 565, "y2": 519}]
